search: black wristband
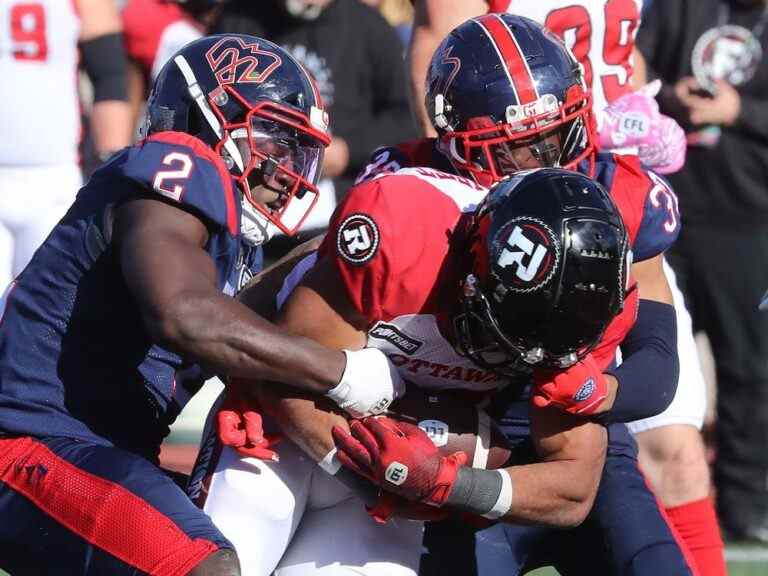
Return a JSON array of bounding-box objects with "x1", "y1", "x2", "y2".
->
[
  {"x1": 445, "y1": 467, "x2": 503, "y2": 516},
  {"x1": 80, "y1": 33, "x2": 129, "y2": 102}
]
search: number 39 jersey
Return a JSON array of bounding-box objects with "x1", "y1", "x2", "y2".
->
[
  {"x1": 0, "y1": 132, "x2": 258, "y2": 460},
  {"x1": 489, "y1": 0, "x2": 643, "y2": 112},
  {"x1": 0, "y1": 0, "x2": 81, "y2": 165}
]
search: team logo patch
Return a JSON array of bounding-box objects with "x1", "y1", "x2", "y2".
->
[
  {"x1": 692, "y1": 25, "x2": 762, "y2": 94},
  {"x1": 492, "y1": 217, "x2": 559, "y2": 294},
  {"x1": 385, "y1": 461, "x2": 409, "y2": 486},
  {"x1": 419, "y1": 419, "x2": 449, "y2": 447},
  {"x1": 369, "y1": 322, "x2": 423, "y2": 354},
  {"x1": 336, "y1": 213, "x2": 380, "y2": 265},
  {"x1": 205, "y1": 36, "x2": 282, "y2": 87},
  {"x1": 573, "y1": 378, "x2": 596, "y2": 402}
]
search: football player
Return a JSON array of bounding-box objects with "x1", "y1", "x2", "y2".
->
[
  {"x1": 192, "y1": 167, "x2": 631, "y2": 575},
  {"x1": 0, "y1": 34, "x2": 404, "y2": 575},
  {"x1": 0, "y1": 0, "x2": 132, "y2": 306},
  {"x1": 407, "y1": 4, "x2": 724, "y2": 575},
  {"x1": 347, "y1": 14, "x2": 698, "y2": 575}
]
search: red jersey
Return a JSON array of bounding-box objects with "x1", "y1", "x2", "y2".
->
[{"x1": 352, "y1": 140, "x2": 680, "y2": 370}]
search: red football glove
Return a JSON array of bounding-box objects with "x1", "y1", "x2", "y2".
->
[
  {"x1": 217, "y1": 384, "x2": 282, "y2": 461},
  {"x1": 366, "y1": 491, "x2": 451, "y2": 524},
  {"x1": 532, "y1": 354, "x2": 608, "y2": 415},
  {"x1": 331, "y1": 416, "x2": 467, "y2": 507}
]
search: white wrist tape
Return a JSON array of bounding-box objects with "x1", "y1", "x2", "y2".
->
[
  {"x1": 482, "y1": 469, "x2": 513, "y2": 520},
  {"x1": 318, "y1": 448, "x2": 341, "y2": 475}
]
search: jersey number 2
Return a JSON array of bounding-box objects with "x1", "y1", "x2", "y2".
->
[
  {"x1": 153, "y1": 152, "x2": 193, "y2": 201},
  {"x1": 544, "y1": 0, "x2": 639, "y2": 103},
  {"x1": 8, "y1": 3, "x2": 47, "y2": 61}
]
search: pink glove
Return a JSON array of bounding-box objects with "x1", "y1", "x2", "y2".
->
[
  {"x1": 532, "y1": 354, "x2": 608, "y2": 415},
  {"x1": 637, "y1": 114, "x2": 686, "y2": 174},
  {"x1": 598, "y1": 80, "x2": 686, "y2": 174}
]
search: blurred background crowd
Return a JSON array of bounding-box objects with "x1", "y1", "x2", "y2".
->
[{"x1": 2, "y1": 0, "x2": 767, "y2": 572}]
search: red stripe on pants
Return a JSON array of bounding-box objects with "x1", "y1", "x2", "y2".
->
[{"x1": 0, "y1": 437, "x2": 218, "y2": 576}]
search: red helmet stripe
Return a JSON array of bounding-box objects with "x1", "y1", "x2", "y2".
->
[{"x1": 476, "y1": 14, "x2": 538, "y2": 104}]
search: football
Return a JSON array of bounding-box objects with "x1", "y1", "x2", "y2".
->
[{"x1": 387, "y1": 387, "x2": 514, "y2": 470}]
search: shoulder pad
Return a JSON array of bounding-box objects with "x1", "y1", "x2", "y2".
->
[
  {"x1": 319, "y1": 172, "x2": 472, "y2": 323},
  {"x1": 118, "y1": 132, "x2": 239, "y2": 236}
]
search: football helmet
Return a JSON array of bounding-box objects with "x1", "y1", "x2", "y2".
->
[
  {"x1": 454, "y1": 169, "x2": 631, "y2": 372},
  {"x1": 144, "y1": 34, "x2": 330, "y2": 245},
  {"x1": 425, "y1": 14, "x2": 596, "y2": 187}
]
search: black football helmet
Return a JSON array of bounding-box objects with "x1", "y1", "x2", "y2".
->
[
  {"x1": 426, "y1": 14, "x2": 596, "y2": 187},
  {"x1": 454, "y1": 169, "x2": 631, "y2": 372},
  {"x1": 144, "y1": 34, "x2": 331, "y2": 245}
]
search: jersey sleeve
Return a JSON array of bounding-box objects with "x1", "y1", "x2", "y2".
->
[
  {"x1": 633, "y1": 172, "x2": 681, "y2": 261},
  {"x1": 319, "y1": 173, "x2": 461, "y2": 325},
  {"x1": 118, "y1": 132, "x2": 240, "y2": 236},
  {"x1": 605, "y1": 155, "x2": 680, "y2": 262}
]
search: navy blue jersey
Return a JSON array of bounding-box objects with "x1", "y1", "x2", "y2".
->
[{"x1": 0, "y1": 132, "x2": 260, "y2": 461}]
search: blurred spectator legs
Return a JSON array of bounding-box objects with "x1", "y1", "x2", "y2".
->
[{"x1": 668, "y1": 223, "x2": 768, "y2": 543}]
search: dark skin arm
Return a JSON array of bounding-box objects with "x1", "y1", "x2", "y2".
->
[
  {"x1": 113, "y1": 198, "x2": 346, "y2": 393},
  {"x1": 248, "y1": 254, "x2": 607, "y2": 527}
]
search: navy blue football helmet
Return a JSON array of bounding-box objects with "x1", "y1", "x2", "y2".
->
[
  {"x1": 144, "y1": 34, "x2": 330, "y2": 244},
  {"x1": 454, "y1": 169, "x2": 630, "y2": 372},
  {"x1": 426, "y1": 14, "x2": 596, "y2": 187}
]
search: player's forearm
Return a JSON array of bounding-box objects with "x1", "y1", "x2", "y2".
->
[
  {"x1": 443, "y1": 453, "x2": 604, "y2": 528},
  {"x1": 499, "y1": 458, "x2": 604, "y2": 527},
  {"x1": 254, "y1": 386, "x2": 347, "y2": 462},
  {"x1": 153, "y1": 291, "x2": 346, "y2": 393},
  {"x1": 91, "y1": 100, "x2": 134, "y2": 156},
  {"x1": 406, "y1": 24, "x2": 440, "y2": 137},
  {"x1": 600, "y1": 300, "x2": 678, "y2": 423}
]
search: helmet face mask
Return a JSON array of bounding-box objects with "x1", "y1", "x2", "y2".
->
[
  {"x1": 427, "y1": 15, "x2": 596, "y2": 187},
  {"x1": 146, "y1": 35, "x2": 330, "y2": 245},
  {"x1": 213, "y1": 94, "x2": 327, "y2": 239}
]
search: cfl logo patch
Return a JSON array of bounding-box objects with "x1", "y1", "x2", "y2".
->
[
  {"x1": 619, "y1": 112, "x2": 650, "y2": 137},
  {"x1": 573, "y1": 378, "x2": 596, "y2": 402},
  {"x1": 385, "y1": 461, "x2": 409, "y2": 486}
]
